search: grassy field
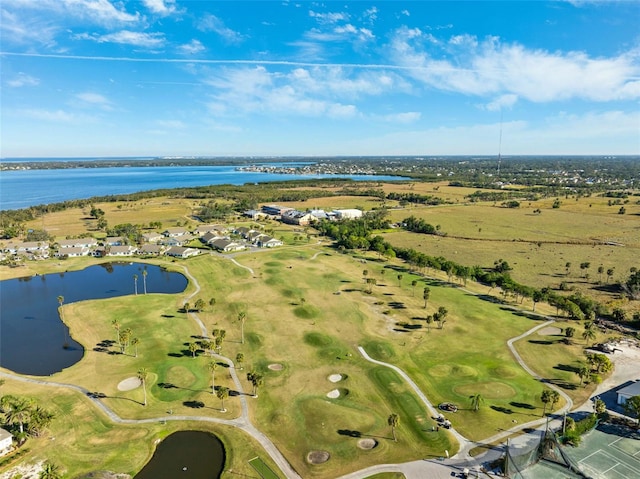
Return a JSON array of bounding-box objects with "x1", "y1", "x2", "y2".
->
[{"x1": 3, "y1": 184, "x2": 635, "y2": 478}]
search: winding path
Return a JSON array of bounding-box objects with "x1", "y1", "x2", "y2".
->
[{"x1": 0, "y1": 260, "x2": 584, "y2": 479}]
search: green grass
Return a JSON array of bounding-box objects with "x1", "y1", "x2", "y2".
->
[{"x1": 249, "y1": 456, "x2": 281, "y2": 479}]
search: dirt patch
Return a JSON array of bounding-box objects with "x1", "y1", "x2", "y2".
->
[
  {"x1": 268, "y1": 363, "x2": 283, "y2": 371},
  {"x1": 117, "y1": 377, "x2": 141, "y2": 391},
  {"x1": 306, "y1": 450, "x2": 330, "y2": 464},
  {"x1": 538, "y1": 326, "x2": 562, "y2": 336},
  {"x1": 357, "y1": 438, "x2": 378, "y2": 450},
  {"x1": 328, "y1": 374, "x2": 342, "y2": 383}
]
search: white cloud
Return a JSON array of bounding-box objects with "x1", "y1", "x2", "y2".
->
[
  {"x1": 6, "y1": 72, "x2": 40, "y2": 87},
  {"x1": 197, "y1": 14, "x2": 243, "y2": 44},
  {"x1": 178, "y1": 39, "x2": 205, "y2": 55},
  {"x1": 75, "y1": 30, "x2": 165, "y2": 48},
  {"x1": 75, "y1": 92, "x2": 113, "y2": 110},
  {"x1": 62, "y1": 0, "x2": 139, "y2": 24},
  {"x1": 485, "y1": 94, "x2": 519, "y2": 111},
  {"x1": 142, "y1": 0, "x2": 178, "y2": 16},
  {"x1": 401, "y1": 9, "x2": 410, "y2": 17},
  {"x1": 362, "y1": 7, "x2": 378, "y2": 23},
  {"x1": 309, "y1": 10, "x2": 350, "y2": 24},
  {"x1": 387, "y1": 29, "x2": 640, "y2": 103},
  {"x1": 16, "y1": 108, "x2": 81, "y2": 122},
  {"x1": 378, "y1": 111, "x2": 422, "y2": 123},
  {"x1": 155, "y1": 119, "x2": 187, "y2": 129}
]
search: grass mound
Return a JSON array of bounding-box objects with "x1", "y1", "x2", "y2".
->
[
  {"x1": 453, "y1": 382, "x2": 517, "y2": 400},
  {"x1": 429, "y1": 364, "x2": 478, "y2": 378},
  {"x1": 304, "y1": 332, "x2": 334, "y2": 347},
  {"x1": 294, "y1": 305, "x2": 320, "y2": 319}
]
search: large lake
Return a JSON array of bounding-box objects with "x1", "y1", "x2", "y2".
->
[
  {"x1": 0, "y1": 162, "x2": 407, "y2": 210},
  {"x1": 0, "y1": 262, "x2": 187, "y2": 376}
]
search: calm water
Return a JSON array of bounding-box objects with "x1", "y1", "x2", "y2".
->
[
  {"x1": 0, "y1": 262, "x2": 187, "y2": 376},
  {"x1": 0, "y1": 163, "x2": 407, "y2": 210},
  {"x1": 135, "y1": 431, "x2": 225, "y2": 479}
]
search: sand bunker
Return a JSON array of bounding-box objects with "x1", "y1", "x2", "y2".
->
[
  {"x1": 328, "y1": 374, "x2": 342, "y2": 383},
  {"x1": 117, "y1": 377, "x2": 141, "y2": 391},
  {"x1": 539, "y1": 326, "x2": 562, "y2": 336},
  {"x1": 326, "y1": 389, "x2": 340, "y2": 398},
  {"x1": 268, "y1": 363, "x2": 283, "y2": 371},
  {"x1": 307, "y1": 450, "x2": 330, "y2": 464},
  {"x1": 357, "y1": 438, "x2": 378, "y2": 450}
]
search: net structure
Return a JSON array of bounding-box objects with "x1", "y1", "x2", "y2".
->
[{"x1": 505, "y1": 428, "x2": 591, "y2": 479}]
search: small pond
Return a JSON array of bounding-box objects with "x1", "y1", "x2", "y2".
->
[
  {"x1": 135, "y1": 431, "x2": 225, "y2": 479},
  {"x1": 0, "y1": 262, "x2": 187, "y2": 376}
]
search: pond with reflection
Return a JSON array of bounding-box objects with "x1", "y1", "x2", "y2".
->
[
  {"x1": 0, "y1": 262, "x2": 187, "y2": 376},
  {"x1": 134, "y1": 431, "x2": 225, "y2": 479}
]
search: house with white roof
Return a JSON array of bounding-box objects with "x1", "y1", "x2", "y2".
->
[
  {"x1": 0, "y1": 428, "x2": 12, "y2": 457},
  {"x1": 617, "y1": 381, "x2": 640, "y2": 405}
]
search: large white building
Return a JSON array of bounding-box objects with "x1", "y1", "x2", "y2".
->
[{"x1": 332, "y1": 209, "x2": 363, "y2": 220}]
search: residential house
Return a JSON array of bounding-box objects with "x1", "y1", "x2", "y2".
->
[
  {"x1": 56, "y1": 246, "x2": 90, "y2": 257},
  {"x1": 138, "y1": 244, "x2": 164, "y2": 256},
  {"x1": 0, "y1": 428, "x2": 12, "y2": 457},
  {"x1": 58, "y1": 238, "x2": 98, "y2": 249},
  {"x1": 107, "y1": 245, "x2": 137, "y2": 256},
  {"x1": 165, "y1": 246, "x2": 200, "y2": 258},
  {"x1": 211, "y1": 239, "x2": 245, "y2": 252},
  {"x1": 256, "y1": 235, "x2": 283, "y2": 248},
  {"x1": 11, "y1": 241, "x2": 50, "y2": 258},
  {"x1": 194, "y1": 224, "x2": 226, "y2": 235},
  {"x1": 617, "y1": 381, "x2": 640, "y2": 405},
  {"x1": 200, "y1": 231, "x2": 226, "y2": 246},
  {"x1": 141, "y1": 232, "x2": 163, "y2": 243},
  {"x1": 234, "y1": 226, "x2": 251, "y2": 237},
  {"x1": 163, "y1": 227, "x2": 189, "y2": 237}
]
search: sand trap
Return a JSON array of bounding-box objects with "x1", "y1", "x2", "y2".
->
[
  {"x1": 326, "y1": 389, "x2": 340, "y2": 398},
  {"x1": 268, "y1": 363, "x2": 283, "y2": 371},
  {"x1": 328, "y1": 374, "x2": 342, "y2": 383},
  {"x1": 117, "y1": 377, "x2": 141, "y2": 391},
  {"x1": 539, "y1": 326, "x2": 562, "y2": 336},
  {"x1": 357, "y1": 438, "x2": 378, "y2": 450},
  {"x1": 307, "y1": 450, "x2": 330, "y2": 464}
]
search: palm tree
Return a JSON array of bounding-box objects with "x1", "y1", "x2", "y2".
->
[
  {"x1": 142, "y1": 268, "x2": 148, "y2": 294},
  {"x1": 423, "y1": 287, "x2": 430, "y2": 309},
  {"x1": 188, "y1": 342, "x2": 198, "y2": 358},
  {"x1": 133, "y1": 274, "x2": 138, "y2": 295},
  {"x1": 388, "y1": 413, "x2": 399, "y2": 442},
  {"x1": 194, "y1": 298, "x2": 206, "y2": 312},
  {"x1": 582, "y1": 327, "x2": 596, "y2": 347},
  {"x1": 1, "y1": 395, "x2": 33, "y2": 434},
  {"x1": 137, "y1": 367, "x2": 148, "y2": 406},
  {"x1": 208, "y1": 360, "x2": 218, "y2": 394},
  {"x1": 247, "y1": 371, "x2": 264, "y2": 397},
  {"x1": 362, "y1": 269, "x2": 368, "y2": 283},
  {"x1": 238, "y1": 311, "x2": 246, "y2": 344},
  {"x1": 111, "y1": 318, "x2": 121, "y2": 349},
  {"x1": 216, "y1": 386, "x2": 229, "y2": 412},
  {"x1": 470, "y1": 393, "x2": 485, "y2": 412},
  {"x1": 39, "y1": 461, "x2": 62, "y2": 479},
  {"x1": 577, "y1": 365, "x2": 590, "y2": 386},
  {"x1": 235, "y1": 352, "x2": 244, "y2": 370},
  {"x1": 397, "y1": 274, "x2": 403, "y2": 288},
  {"x1": 183, "y1": 302, "x2": 190, "y2": 315},
  {"x1": 411, "y1": 280, "x2": 418, "y2": 296},
  {"x1": 131, "y1": 337, "x2": 140, "y2": 357},
  {"x1": 540, "y1": 389, "x2": 559, "y2": 416}
]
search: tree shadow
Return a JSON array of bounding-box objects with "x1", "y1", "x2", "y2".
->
[
  {"x1": 546, "y1": 379, "x2": 578, "y2": 390},
  {"x1": 161, "y1": 314, "x2": 175, "y2": 318},
  {"x1": 510, "y1": 402, "x2": 536, "y2": 410},
  {"x1": 491, "y1": 405, "x2": 514, "y2": 414},
  {"x1": 388, "y1": 301, "x2": 407, "y2": 309},
  {"x1": 157, "y1": 382, "x2": 178, "y2": 389},
  {"x1": 167, "y1": 352, "x2": 183, "y2": 358},
  {"x1": 396, "y1": 322, "x2": 422, "y2": 330},
  {"x1": 528, "y1": 340, "x2": 554, "y2": 345},
  {"x1": 554, "y1": 363, "x2": 580, "y2": 373},
  {"x1": 337, "y1": 429, "x2": 361, "y2": 437},
  {"x1": 183, "y1": 400, "x2": 205, "y2": 409}
]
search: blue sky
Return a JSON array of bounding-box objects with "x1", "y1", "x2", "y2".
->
[{"x1": 1, "y1": 0, "x2": 639, "y2": 157}]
